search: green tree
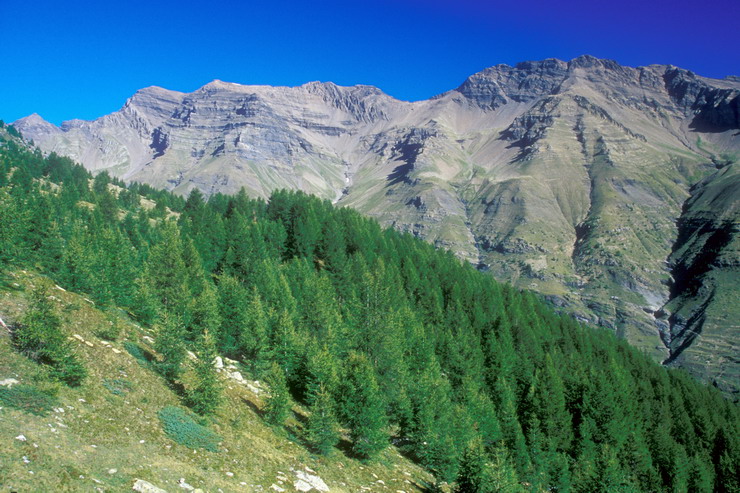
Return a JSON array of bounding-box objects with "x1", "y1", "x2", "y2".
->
[
  {"x1": 270, "y1": 309, "x2": 301, "y2": 385},
  {"x1": 145, "y1": 222, "x2": 190, "y2": 314},
  {"x1": 264, "y1": 361, "x2": 290, "y2": 426},
  {"x1": 189, "y1": 282, "x2": 221, "y2": 341},
  {"x1": 240, "y1": 286, "x2": 269, "y2": 365},
  {"x1": 303, "y1": 345, "x2": 341, "y2": 405},
  {"x1": 0, "y1": 190, "x2": 22, "y2": 267},
  {"x1": 341, "y1": 352, "x2": 388, "y2": 460},
  {"x1": 132, "y1": 269, "x2": 161, "y2": 326},
  {"x1": 92, "y1": 171, "x2": 111, "y2": 195},
  {"x1": 190, "y1": 329, "x2": 222, "y2": 415},
  {"x1": 154, "y1": 311, "x2": 186, "y2": 383},
  {"x1": 16, "y1": 283, "x2": 86, "y2": 386},
  {"x1": 96, "y1": 188, "x2": 119, "y2": 223},
  {"x1": 455, "y1": 437, "x2": 493, "y2": 493},
  {"x1": 217, "y1": 275, "x2": 248, "y2": 355},
  {"x1": 306, "y1": 384, "x2": 340, "y2": 456},
  {"x1": 488, "y1": 446, "x2": 524, "y2": 493}
]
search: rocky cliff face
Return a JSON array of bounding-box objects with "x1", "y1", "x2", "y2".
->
[{"x1": 14, "y1": 55, "x2": 740, "y2": 395}]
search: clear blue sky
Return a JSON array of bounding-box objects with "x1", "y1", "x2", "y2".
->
[{"x1": 1, "y1": 0, "x2": 738, "y2": 125}]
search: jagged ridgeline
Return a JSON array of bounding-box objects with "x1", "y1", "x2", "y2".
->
[{"x1": 0, "y1": 124, "x2": 738, "y2": 492}]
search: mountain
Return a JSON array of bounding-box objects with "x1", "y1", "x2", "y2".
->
[
  {"x1": 2, "y1": 131, "x2": 738, "y2": 491},
  {"x1": 13, "y1": 56, "x2": 740, "y2": 395}
]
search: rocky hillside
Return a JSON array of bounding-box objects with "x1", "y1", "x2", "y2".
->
[{"x1": 14, "y1": 56, "x2": 740, "y2": 395}]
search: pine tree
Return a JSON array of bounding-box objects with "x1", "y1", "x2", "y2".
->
[
  {"x1": 154, "y1": 311, "x2": 187, "y2": 383},
  {"x1": 455, "y1": 437, "x2": 492, "y2": 493},
  {"x1": 535, "y1": 353, "x2": 573, "y2": 452},
  {"x1": 496, "y1": 378, "x2": 530, "y2": 475},
  {"x1": 92, "y1": 170, "x2": 111, "y2": 195},
  {"x1": 145, "y1": 221, "x2": 190, "y2": 315},
  {"x1": 189, "y1": 282, "x2": 221, "y2": 341},
  {"x1": 96, "y1": 187, "x2": 119, "y2": 223},
  {"x1": 217, "y1": 275, "x2": 248, "y2": 356},
  {"x1": 190, "y1": 329, "x2": 222, "y2": 415},
  {"x1": 16, "y1": 282, "x2": 86, "y2": 386},
  {"x1": 240, "y1": 286, "x2": 269, "y2": 365},
  {"x1": 132, "y1": 269, "x2": 161, "y2": 326},
  {"x1": 488, "y1": 446, "x2": 524, "y2": 493},
  {"x1": 341, "y1": 352, "x2": 388, "y2": 460},
  {"x1": 270, "y1": 309, "x2": 301, "y2": 386},
  {"x1": 0, "y1": 190, "x2": 22, "y2": 267},
  {"x1": 306, "y1": 384, "x2": 340, "y2": 456},
  {"x1": 264, "y1": 361, "x2": 290, "y2": 426},
  {"x1": 182, "y1": 236, "x2": 208, "y2": 296},
  {"x1": 303, "y1": 345, "x2": 341, "y2": 406},
  {"x1": 688, "y1": 453, "x2": 714, "y2": 493}
]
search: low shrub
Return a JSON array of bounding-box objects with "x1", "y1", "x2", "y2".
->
[
  {"x1": 0, "y1": 384, "x2": 58, "y2": 416},
  {"x1": 123, "y1": 341, "x2": 150, "y2": 366},
  {"x1": 158, "y1": 406, "x2": 221, "y2": 452}
]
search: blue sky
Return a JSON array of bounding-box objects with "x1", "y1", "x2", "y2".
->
[{"x1": 1, "y1": 0, "x2": 738, "y2": 125}]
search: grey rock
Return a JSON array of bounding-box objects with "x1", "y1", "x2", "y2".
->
[
  {"x1": 132, "y1": 479, "x2": 167, "y2": 493},
  {"x1": 294, "y1": 470, "x2": 329, "y2": 492}
]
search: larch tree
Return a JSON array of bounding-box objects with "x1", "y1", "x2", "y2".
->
[
  {"x1": 190, "y1": 329, "x2": 222, "y2": 415},
  {"x1": 154, "y1": 311, "x2": 187, "y2": 383},
  {"x1": 264, "y1": 361, "x2": 291, "y2": 426},
  {"x1": 306, "y1": 384, "x2": 340, "y2": 456},
  {"x1": 341, "y1": 352, "x2": 388, "y2": 460}
]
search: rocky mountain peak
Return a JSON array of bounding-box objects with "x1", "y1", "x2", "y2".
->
[
  {"x1": 566, "y1": 54, "x2": 622, "y2": 71},
  {"x1": 453, "y1": 58, "x2": 570, "y2": 108},
  {"x1": 12, "y1": 113, "x2": 60, "y2": 137}
]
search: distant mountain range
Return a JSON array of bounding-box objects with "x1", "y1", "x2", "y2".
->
[{"x1": 14, "y1": 55, "x2": 740, "y2": 395}]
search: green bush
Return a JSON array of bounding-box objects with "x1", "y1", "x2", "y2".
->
[
  {"x1": 0, "y1": 384, "x2": 58, "y2": 416},
  {"x1": 158, "y1": 406, "x2": 221, "y2": 452},
  {"x1": 123, "y1": 341, "x2": 150, "y2": 366},
  {"x1": 102, "y1": 378, "x2": 133, "y2": 396},
  {"x1": 95, "y1": 319, "x2": 123, "y2": 341}
]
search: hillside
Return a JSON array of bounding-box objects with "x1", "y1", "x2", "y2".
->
[
  {"x1": 13, "y1": 56, "x2": 740, "y2": 395},
  {"x1": 0, "y1": 269, "x2": 435, "y2": 492},
  {"x1": 1, "y1": 123, "x2": 739, "y2": 492}
]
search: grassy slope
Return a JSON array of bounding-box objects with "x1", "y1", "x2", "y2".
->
[{"x1": 0, "y1": 270, "x2": 434, "y2": 492}]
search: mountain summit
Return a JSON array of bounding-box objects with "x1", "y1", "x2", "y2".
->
[{"x1": 14, "y1": 56, "x2": 740, "y2": 395}]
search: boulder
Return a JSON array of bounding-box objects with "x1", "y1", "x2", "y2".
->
[
  {"x1": 294, "y1": 470, "x2": 329, "y2": 492},
  {"x1": 132, "y1": 479, "x2": 167, "y2": 493},
  {"x1": 228, "y1": 371, "x2": 244, "y2": 382}
]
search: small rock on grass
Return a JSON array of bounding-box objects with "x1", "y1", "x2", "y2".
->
[{"x1": 132, "y1": 479, "x2": 167, "y2": 493}]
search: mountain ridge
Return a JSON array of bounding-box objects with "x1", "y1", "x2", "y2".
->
[{"x1": 13, "y1": 55, "x2": 740, "y2": 395}]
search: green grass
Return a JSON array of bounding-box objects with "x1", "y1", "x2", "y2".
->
[
  {"x1": 0, "y1": 384, "x2": 57, "y2": 416},
  {"x1": 102, "y1": 378, "x2": 133, "y2": 396}
]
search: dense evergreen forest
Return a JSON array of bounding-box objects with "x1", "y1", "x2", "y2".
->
[{"x1": 0, "y1": 124, "x2": 738, "y2": 492}]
